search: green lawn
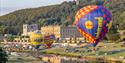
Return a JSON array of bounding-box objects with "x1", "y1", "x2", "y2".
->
[
  {"x1": 41, "y1": 42, "x2": 125, "y2": 58},
  {"x1": 8, "y1": 55, "x2": 42, "y2": 63},
  {"x1": 1, "y1": 42, "x2": 125, "y2": 62}
]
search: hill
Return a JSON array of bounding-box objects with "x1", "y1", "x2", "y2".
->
[{"x1": 0, "y1": 0, "x2": 125, "y2": 35}]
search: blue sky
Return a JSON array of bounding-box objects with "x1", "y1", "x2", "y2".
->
[{"x1": 0, "y1": 0, "x2": 73, "y2": 16}]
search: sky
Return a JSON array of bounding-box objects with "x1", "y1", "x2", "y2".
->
[{"x1": 0, "y1": 0, "x2": 74, "y2": 16}]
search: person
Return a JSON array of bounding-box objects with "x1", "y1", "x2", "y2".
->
[
  {"x1": 47, "y1": 59, "x2": 52, "y2": 63},
  {"x1": 92, "y1": 47, "x2": 96, "y2": 52},
  {"x1": 121, "y1": 41, "x2": 125, "y2": 47},
  {"x1": 29, "y1": 45, "x2": 32, "y2": 50},
  {"x1": 123, "y1": 41, "x2": 125, "y2": 45}
]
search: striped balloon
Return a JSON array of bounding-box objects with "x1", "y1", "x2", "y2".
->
[
  {"x1": 74, "y1": 5, "x2": 112, "y2": 47},
  {"x1": 44, "y1": 34, "x2": 56, "y2": 48}
]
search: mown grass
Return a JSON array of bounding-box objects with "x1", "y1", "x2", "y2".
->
[{"x1": 41, "y1": 42, "x2": 125, "y2": 58}]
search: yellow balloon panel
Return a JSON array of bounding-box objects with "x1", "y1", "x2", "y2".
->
[
  {"x1": 30, "y1": 32, "x2": 43, "y2": 45},
  {"x1": 31, "y1": 41, "x2": 41, "y2": 45}
]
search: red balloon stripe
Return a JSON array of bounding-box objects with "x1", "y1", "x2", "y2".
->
[
  {"x1": 74, "y1": 5, "x2": 98, "y2": 25},
  {"x1": 77, "y1": 26, "x2": 96, "y2": 44}
]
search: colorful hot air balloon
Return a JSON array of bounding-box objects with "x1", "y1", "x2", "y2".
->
[
  {"x1": 44, "y1": 34, "x2": 56, "y2": 48},
  {"x1": 74, "y1": 5, "x2": 112, "y2": 47},
  {"x1": 29, "y1": 31, "x2": 43, "y2": 49}
]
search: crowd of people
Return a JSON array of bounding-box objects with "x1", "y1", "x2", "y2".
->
[{"x1": 2, "y1": 43, "x2": 33, "y2": 52}]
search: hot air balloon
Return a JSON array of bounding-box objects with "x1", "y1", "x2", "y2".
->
[
  {"x1": 44, "y1": 34, "x2": 56, "y2": 48},
  {"x1": 29, "y1": 31, "x2": 43, "y2": 49},
  {"x1": 74, "y1": 5, "x2": 112, "y2": 47}
]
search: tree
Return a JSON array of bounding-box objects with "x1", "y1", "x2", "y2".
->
[
  {"x1": 6, "y1": 35, "x2": 15, "y2": 42},
  {"x1": 106, "y1": 32, "x2": 120, "y2": 42},
  {"x1": 0, "y1": 0, "x2": 125, "y2": 35},
  {"x1": 0, "y1": 47, "x2": 8, "y2": 63},
  {"x1": 106, "y1": 25, "x2": 121, "y2": 42}
]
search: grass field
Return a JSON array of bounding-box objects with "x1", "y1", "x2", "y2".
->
[
  {"x1": 8, "y1": 55, "x2": 42, "y2": 63},
  {"x1": 41, "y1": 42, "x2": 125, "y2": 59},
  {"x1": 1, "y1": 42, "x2": 125, "y2": 63}
]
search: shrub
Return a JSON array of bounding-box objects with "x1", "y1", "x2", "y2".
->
[{"x1": 0, "y1": 47, "x2": 8, "y2": 63}]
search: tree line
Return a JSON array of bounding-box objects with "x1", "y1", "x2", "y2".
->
[{"x1": 0, "y1": 0, "x2": 125, "y2": 35}]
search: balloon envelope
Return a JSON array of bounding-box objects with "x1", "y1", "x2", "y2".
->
[
  {"x1": 44, "y1": 34, "x2": 56, "y2": 48},
  {"x1": 30, "y1": 32, "x2": 43, "y2": 46},
  {"x1": 74, "y1": 5, "x2": 112, "y2": 46}
]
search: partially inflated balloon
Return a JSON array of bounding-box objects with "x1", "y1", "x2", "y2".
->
[
  {"x1": 30, "y1": 32, "x2": 43, "y2": 46},
  {"x1": 74, "y1": 5, "x2": 112, "y2": 47},
  {"x1": 44, "y1": 34, "x2": 56, "y2": 48}
]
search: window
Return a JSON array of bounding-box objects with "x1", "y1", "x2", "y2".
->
[
  {"x1": 24, "y1": 26, "x2": 27, "y2": 28},
  {"x1": 31, "y1": 26, "x2": 33, "y2": 28}
]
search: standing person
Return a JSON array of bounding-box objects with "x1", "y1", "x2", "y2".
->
[
  {"x1": 48, "y1": 59, "x2": 52, "y2": 63},
  {"x1": 29, "y1": 45, "x2": 32, "y2": 50}
]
